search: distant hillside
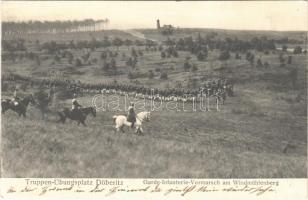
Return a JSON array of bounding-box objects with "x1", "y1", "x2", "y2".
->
[
  {"x1": 2, "y1": 29, "x2": 142, "y2": 42},
  {"x1": 137, "y1": 28, "x2": 307, "y2": 44}
]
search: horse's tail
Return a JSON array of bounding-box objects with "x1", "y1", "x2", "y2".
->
[{"x1": 112, "y1": 115, "x2": 117, "y2": 124}]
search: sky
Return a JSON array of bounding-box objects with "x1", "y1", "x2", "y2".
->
[{"x1": 1, "y1": 1, "x2": 307, "y2": 31}]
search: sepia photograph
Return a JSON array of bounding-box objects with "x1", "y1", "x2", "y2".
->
[{"x1": 1, "y1": 1, "x2": 307, "y2": 179}]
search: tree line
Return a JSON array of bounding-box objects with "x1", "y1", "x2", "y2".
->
[{"x1": 2, "y1": 19, "x2": 110, "y2": 35}]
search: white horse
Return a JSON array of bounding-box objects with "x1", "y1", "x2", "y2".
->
[{"x1": 113, "y1": 111, "x2": 151, "y2": 134}]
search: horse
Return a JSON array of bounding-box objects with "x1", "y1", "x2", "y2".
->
[
  {"x1": 113, "y1": 111, "x2": 151, "y2": 134},
  {"x1": 1, "y1": 95, "x2": 36, "y2": 117},
  {"x1": 80, "y1": 106, "x2": 96, "y2": 117},
  {"x1": 57, "y1": 106, "x2": 96, "y2": 126},
  {"x1": 1, "y1": 99, "x2": 12, "y2": 114}
]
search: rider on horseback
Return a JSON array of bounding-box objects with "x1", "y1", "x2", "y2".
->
[
  {"x1": 11, "y1": 87, "x2": 20, "y2": 106},
  {"x1": 72, "y1": 93, "x2": 82, "y2": 113},
  {"x1": 127, "y1": 102, "x2": 136, "y2": 128}
]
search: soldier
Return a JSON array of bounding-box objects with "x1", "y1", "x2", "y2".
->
[
  {"x1": 11, "y1": 86, "x2": 20, "y2": 106},
  {"x1": 127, "y1": 102, "x2": 136, "y2": 128},
  {"x1": 71, "y1": 93, "x2": 82, "y2": 113}
]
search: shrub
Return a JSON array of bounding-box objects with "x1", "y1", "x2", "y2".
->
[
  {"x1": 148, "y1": 70, "x2": 154, "y2": 79},
  {"x1": 183, "y1": 60, "x2": 191, "y2": 71},
  {"x1": 75, "y1": 58, "x2": 82, "y2": 67},
  {"x1": 160, "y1": 72, "x2": 168, "y2": 79},
  {"x1": 293, "y1": 46, "x2": 302, "y2": 54},
  {"x1": 219, "y1": 51, "x2": 230, "y2": 61},
  {"x1": 191, "y1": 64, "x2": 198, "y2": 72},
  {"x1": 161, "y1": 51, "x2": 166, "y2": 59}
]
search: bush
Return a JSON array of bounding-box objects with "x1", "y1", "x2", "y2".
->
[
  {"x1": 56, "y1": 87, "x2": 74, "y2": 100},
  {"x1": 288, "y1": 56, "x2": 292, "y2": 64},
  {"x1": 148, "y1": 70, "x2": 154, "y2": 79},
  {"x1": 183, "y1": 60, "x2": 191, "y2": 72},
  {"x1": 191, "y1": 64, "x2": 198, "y2": 72},
  {"x1": 127, "y1": 71, "x2": 133, "y2": 79},
  {"x1": 293, "y1": 46, "x2": 302, "y2": 54},
  {"x1": 160, "y1": 72, "x2": 168, "y2": 79},
  {"x1": 235, "y1": 53, "x2": 241, "y2": 59},
  {"x1": 75, "y1": 58, "x2": 82, "y2": 67},
  {"x1": 197, "y1": 51, "x2": 207, "y2": 61},
  {"x1": 2, "y1": 82, "x2": 8, "y2": 92},
  {"x1": 282, "y1": 45, "x2": 288, "y2": 52},
  {"x1": 161, "y1": 51, "x2": 166, "y2": 59},
  {"x1": 219, "y1": 51, "x2": 230, "y2": 61},
  {"x1": 110, "y1": 58, "x2": 116, "y2": 70},
  {"x1": 256, "y1": 59, "x2": 263, "y2": 68}
]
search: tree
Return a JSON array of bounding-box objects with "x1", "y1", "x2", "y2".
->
[
  {"x1": 219, "y1": 51, "x2": 230, "y2": 61},
  {"x1": 128, "y1": 71, "x2": 134, "y2": 79},
  {"x1": 103, "y1": 60, "x2": 110, "y2": 71},
  {"x1": 67, "y1": 52, "x2": 74, "y2": 64},
  {"x1": 148, "y1": 70, "x2": 154, "y2": 79},
  {"x1": 161, "y1": 51, "x2": 166, "y2": 59},
  {"x1": 256, "y1": 59, "x2": 263, "y2": 68},
  {"x1": 288, "y1": 56, "x2": 292, "y2": 64},
  {"x1": 131, "y1": 48, "x2": 138, "y2": 57},
  {"x1": 35, "y1": 55, "x2": 41, "y2": 66},
  {"x1": 112, "y1": 37, "x2": 123, "y2": 50},
  {"x1": 126, "y1": 57, "x2": 133, "y2": 67},
  {"x1": 82, "y1": 52, "x2": 90, "y2": 63},
  {"x1": 75, "y1": 58, "x2": 82, "y2": 67},
  {"x1": 235, "y1": 53, "x2": 241, "y2": 59},
  {"x1": 183, "y1": 60, "x2": 191, "y2": 72},
  {"x1": 293, "y1": 46, "x2": 302, "y2": 54},
  {"x1": 110, "y1": 58, "x2": 116, "y2": 70},
  {"x1": 54, "y1": 54, "x2": 60, "y2": 63},
  {"x1": 124, "y1": 39, "x2": 133, "y2": 49},
  {"x1": 191, "y1": 64, "x2": 198, "y2": 72},
  {"x1": 289, "y1": 67, "x2": 298, "y2": 88},
  {"x1": 279, "y1": 53, "x2": 285, "y2": 66},
  {"x1": 160, "y1": 72, "x2": 168, "y2": 79},
  {"x1": 197, "y1": 50, "x2": 207, "y2": 61},
  {"x1": 282, "y1": 45, "x2": 288, "y2": 52},
  {"x1": 100, "y1": 51, "x2": 108, "y2": 60}
]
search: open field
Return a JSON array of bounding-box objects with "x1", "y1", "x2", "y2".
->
[{"x1": 1, "y1": 28, "x2": 307, "y2": 178}]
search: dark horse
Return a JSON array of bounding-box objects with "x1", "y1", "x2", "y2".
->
[
  {"x1": 57, "y1": 106, "x2": 96, "y2": 126},
  {"x1": 1, "y1": 95, "x2": 36, "y2": 117}
]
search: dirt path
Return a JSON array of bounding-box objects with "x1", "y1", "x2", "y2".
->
[{"x1": 121, "y1": 29, "x2": 158, "y2": 43}]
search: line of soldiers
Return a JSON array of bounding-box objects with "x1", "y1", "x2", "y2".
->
[{"x1": 3, "y1": 74, "x2": 234, "y2": 103}]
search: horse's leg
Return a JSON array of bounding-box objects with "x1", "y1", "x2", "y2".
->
[{"x1": 135, "y1": 125, "x2": 140, "y2": 134}]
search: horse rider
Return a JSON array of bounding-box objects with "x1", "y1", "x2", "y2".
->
[
  {"x1": 71, "y1": 93, "x2": 82, "y2": 114},
  {"x1": 11, "y1": 87, "x2": 20, "y2": 106},
  {"x1": 127, "y1": 102, "x2": 136, "y2": 128}
]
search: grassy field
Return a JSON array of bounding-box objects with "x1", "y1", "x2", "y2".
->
[{"x1": 1, "y1": 29, "x2": 307, "y2": 178}]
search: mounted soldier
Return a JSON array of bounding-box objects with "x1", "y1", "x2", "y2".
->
[
  {"x1": 71, "y1": 93, "x2": 82, "y2": 114},
  {"x1": 11, "y1": 86, "x2": 20, "y2": 106},
  {"x1": 127, "y1": 102, "x2": 136, "y2": 128}
]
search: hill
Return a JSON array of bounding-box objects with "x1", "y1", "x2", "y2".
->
[{"x1": 1, "y1": 28, "x2": 307, "y2": 178}]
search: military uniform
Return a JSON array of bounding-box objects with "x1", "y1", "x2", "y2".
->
[
  {"x1": 12, "y1": 88, "x2": 20, "y2": 106},
  {"x1": 71, "y1": 94, "x2": 82, "y2": 114},
  {"x1": 127, "y1": 103, "x2": 136, "y2": 128}
]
